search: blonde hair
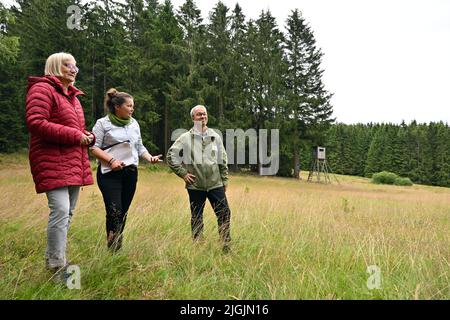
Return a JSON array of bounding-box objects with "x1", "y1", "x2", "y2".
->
[{"x1": 44, "y1": 52, "x2": 76, "y2": 78}]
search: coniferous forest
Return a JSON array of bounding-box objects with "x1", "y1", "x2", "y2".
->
[{"x1": 1, "y1": 0, "x2": 449, "y2": 187}]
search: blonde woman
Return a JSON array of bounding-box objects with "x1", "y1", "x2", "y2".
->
[{"x1": 25, "y1": 52, "x2": 95, "y2": 282}]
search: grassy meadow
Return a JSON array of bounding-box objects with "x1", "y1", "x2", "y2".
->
[{"x1": 0, "y1": 153, "x2": 448, "y2": 300}]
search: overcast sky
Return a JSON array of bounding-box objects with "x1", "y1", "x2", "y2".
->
[
  {"x1": 4, "y1": 0, "x2": 450, "y2": 124},
  {"x1": 170, "y1": 0, "x2": 450, "y2": 124}
]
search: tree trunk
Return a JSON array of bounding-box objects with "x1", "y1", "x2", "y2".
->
[
  {"x1": 294, "y1": 148, "x2": 300, "y2": 179},
  {"x1": 164, "y1": 103, "x2": 168, "y2": 162},
  {"x1": 91, "y1": 53, "x2": 95, "y2": 120},
  {"x1": 219, "y1": 88, "x2": 224, "y2": 120}
]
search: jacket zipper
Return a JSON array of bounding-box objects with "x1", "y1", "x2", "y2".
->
[{"x1": 70, "y1": 93, "x2": 85, "y2": 186}]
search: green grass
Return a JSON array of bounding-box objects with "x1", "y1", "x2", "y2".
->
[{"x1": 0, "y1": 152, "x2": 449, "y2": 299}]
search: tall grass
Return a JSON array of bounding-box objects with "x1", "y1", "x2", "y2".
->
[{"x1": 0, "y1": 153, "x2": 449, "y2": 299}]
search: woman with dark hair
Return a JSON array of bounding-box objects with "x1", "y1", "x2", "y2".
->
[
  {"x1": 91, "y1": 88, "x2": 162, "y2": 251},
  {"x1": 25, "y1": 52, "x2": 95, "y2": 282}
]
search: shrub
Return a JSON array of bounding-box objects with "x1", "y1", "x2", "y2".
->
[
  {"x1": 371, "y1": 171, "x2": 398, "y2": 185},
  {"x1": 394, "y1": 177, "x2": 413, "y2": 186},
  {"x1": 371, "y1": 171, "x2": 413, "y2": 186}
]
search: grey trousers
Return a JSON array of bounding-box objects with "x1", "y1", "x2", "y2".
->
[{"x1": 45, "y1": 186, "x2": 80, "y2": 269}]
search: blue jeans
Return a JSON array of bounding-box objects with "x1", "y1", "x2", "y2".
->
[{"x1": 45, "y1": 186, "x2": 80, "y2": 269}]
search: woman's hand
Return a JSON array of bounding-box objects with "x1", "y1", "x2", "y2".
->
[
  {"x1": 80, "y1": 133, "x2": 94, "y2": 145},
  {"x1": 110, "y1": 159, "x2": 125, "y2": 171}
]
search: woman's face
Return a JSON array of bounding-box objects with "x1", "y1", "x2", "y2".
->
[
  {"x1": 115, "y1": 98, "x2": 134, "y2": 119},
  {"x1": 59, "y1": 58, "x2": 78, "y2": 85}
]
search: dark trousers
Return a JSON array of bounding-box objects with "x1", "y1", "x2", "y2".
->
[
  {"x1": 187, "y1": 187, "x2": 231, "y2": 244},
  {"x1": 97, "y1": 166, "x2": 137, "y2": 240}
]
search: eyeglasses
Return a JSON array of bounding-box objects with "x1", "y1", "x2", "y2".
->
[{"x1": 63, "y1": 63, "x2": 79, "y2": 73}]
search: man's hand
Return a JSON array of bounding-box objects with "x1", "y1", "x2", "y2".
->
[
  {"x1": 183, "y1": 173, "x2": 196, "y2": 185},
  {"x1": 149, "y1": 154, "x2": 163, "y2": 164}
]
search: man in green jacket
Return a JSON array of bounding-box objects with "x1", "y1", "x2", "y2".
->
[{"x1": 167, "y1": 105, "x2": 231, "y2": 252}]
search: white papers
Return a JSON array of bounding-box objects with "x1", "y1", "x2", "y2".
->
[{"x1": 100, "y1": 142, "x2": 134, "y2": 174}]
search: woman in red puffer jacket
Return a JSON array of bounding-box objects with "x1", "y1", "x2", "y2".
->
[{"x1": 25, "y1": 52, "x2": 94, "y2": 281}]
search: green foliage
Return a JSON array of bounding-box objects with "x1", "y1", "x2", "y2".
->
[
  {"x1": 371, "y1": 171, "x2": 413, "y2": 186},
  {"x1": 324, "y1": 122, "x2": 450, "y2": 187},
  {"x1": 394, "y1": 177, "x2": 413, "y2": 186},
  {"x1": 1, "y1": 1, "x2": 449, "y2": 188},
  {"x1": 371, "y1": 171, "x2": 399, "y2": 185},
  {"x1": 283, "y1": 9, "x2": 333, "y2": 178},
  {"x1": 0, "y1": 4, "x2": 20, "y2": 64}
]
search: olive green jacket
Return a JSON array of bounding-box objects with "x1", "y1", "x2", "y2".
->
[{"x1": 167, "y1": 128, "x2": 228, "y2": 191}]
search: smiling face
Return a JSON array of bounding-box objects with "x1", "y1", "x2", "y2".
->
[
  {"x1": 192, "y1": 106, "x2": 208, "y2": 128},
  {"x1": 114, "y1": 98, "x2": 134, "y2": 120},
  {"x1": 59, "y1": 58, "x2": 78, "y2": 86}
]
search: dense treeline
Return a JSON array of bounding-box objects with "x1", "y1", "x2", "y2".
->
[
  {"x1": 1, "y1": 1, "x2": 449, "y2": 187},
  {"x1": 325, "y1": 122, "x2": 450, "y2": 187}
]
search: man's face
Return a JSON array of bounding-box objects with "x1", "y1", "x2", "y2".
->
[{"x1": 192, "y1": 107, "x2": 208, "y2": 127}]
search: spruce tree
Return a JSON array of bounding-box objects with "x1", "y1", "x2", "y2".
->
[
  {"x1": 0, "y1": 3, "x2": 19, "y2": 65},
  {"x1": 204, "y1": 1, "x2": 232, "y2": 129},
  {"x1": 166, "y1": 0, "x2": 207, "y2": 131},
  {"x1": 0, "y1": 4, "x2": 23, "y2": 152},
  {"x1": 154, "y1": 0, "x2": 184, "y2": 155},
  {"x1": 284, "y1": 9, "x2": 333, "y2": 178}
]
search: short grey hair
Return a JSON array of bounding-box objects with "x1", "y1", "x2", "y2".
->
[{"x1": 190, "y1": 105, "x2": 207, "y2": 118}]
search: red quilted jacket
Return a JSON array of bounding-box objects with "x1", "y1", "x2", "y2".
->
[{"x1": 25, "y1": 75, "x2": 94, "y2": 193}]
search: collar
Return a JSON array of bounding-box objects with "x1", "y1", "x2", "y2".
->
[
  {"x1": 46, "y1": 75, "x2": 84, "y2": 98},
  {"x1": 192, "y1": 126, "x2": 209, "y2": 137}
]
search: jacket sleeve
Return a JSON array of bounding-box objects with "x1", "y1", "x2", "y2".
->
[
  {"x1": 217, "y1": 136, "x2": 229, "y2": 186},
  {"x1": 25, "y1": 83, "x2": 83, "y2": 145},
  {"x1": 167, "y1": 135, "x2": 188, "y2": 178}
]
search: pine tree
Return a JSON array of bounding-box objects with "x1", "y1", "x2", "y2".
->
[
  {"x1": 0, "y1": 4, "x2": 23, "y2": 152},
  {"x1": 284, "y1": 9, "x2": 333, "y2": 178},
  {"x1": 228, "y1": 3, "x2": 249, "y2": 128},
  {"x1": 427, "y1": 122, "x2": 449, "y2": 186},
  {"x1": 166, "y1": 0, "x2": 207, "y2": 131},
  {"x1": 2, "y1": 0, "x2": 86, "y2": 151},
  {"x1": 154, "y1": 0, "x2": 184, "y2": 155},
  {"x1": 0, "y1": 3, "x2": 19, "y2": 65},
  {"x1": 433, "y1": 122, "x2": 450, "y2": 186},
  {"x1": 203, "y1": 1, "x2": 232, "y2": 129},
  {"x1": 244, "y1": 11, "x2": 286, "y2": 173},
  {"x1": 79, "y1": 0, "x2": 125, "y2": 126},
  {"x1": 393, "y1": 121, "x2": 410, "y2": 177},
  {"x1": 365, "y1": 125, "x2": 387, "y2": 177}
]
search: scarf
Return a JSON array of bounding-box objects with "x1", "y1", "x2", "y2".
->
[{"x1": 108, "y1": 112, "x2": 131, "y2": 127}]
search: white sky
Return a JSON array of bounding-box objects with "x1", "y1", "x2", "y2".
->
[{"x1": 4, "y1": 0, "x2": 450, "y2": 124}]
